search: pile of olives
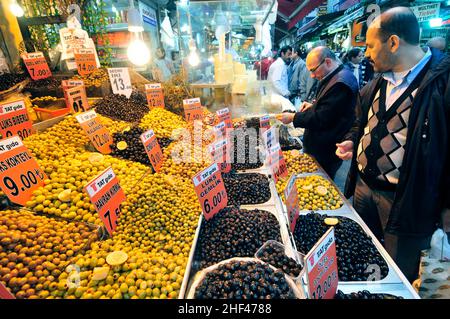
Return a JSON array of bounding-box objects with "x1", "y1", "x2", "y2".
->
[
  {"x1": 335, "y1": 290, "x2": 403, "y2": 299},
  {"x1": 197, "y1": 207, "x2": 282, "y2": 269},
  {"x1": 256, "y1": 241, "x2": 303, "y2": 278},
  {"x1": 195, "y1": 260, "x2": 296, "y2": 299},
  {"x1": 223, "y1": 173, "x2": 271, "y2": 205},
  {"x1": 0, "y1": 72, "x2": 28, "y2": 91},
  {"x1": 293, "y1": 213, "x2": 389, "y2": 281},
  {"x1": 95, "y1": 92, "x2": 149, "y2": 123},
  {"x1": 24, "y1": 77, "x2": 67, "y2": 96},
  {"x1": 230, "y1": 128, "x2": 263, "y2": 170}
]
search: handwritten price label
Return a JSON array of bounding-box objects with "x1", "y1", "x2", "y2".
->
[
  {"x1": 284, "y1": 174, "x2": 300, "y2": 232},
  {"x1": 192, "y1": 163, "x2": 228, "y2": 220},
  {"x1": 140, "y1": 129, "x2": 164, "y2": 172},
  {"x1": 0, "y1": 100, "x2": 34, "y2": 140},
  {"x1": 21, "y1": 52, "x2": 52, "y2": 80},
  {"x1": 305, "y1": 227, "x2": 338, "y2": 299},
  {"x1": 84, "y1": 167, "x2": 126, "y2": 236},
  {"x1": 66, "y1": 85, "x2": 89, "y2": 114},
  {"x1": 74, "y1": 48, "x2": 97, "y2": 76},
  {"x1": 76, "y1": 110, "x2": 112, "y2": 154},
  {"x1": 183, "y1": 98, "x2": 204, "y2": 123},
  {"x1": 267, "y1": 144, "x2": 288, "y2": 183},
  {"x1": 145, "y1": 83, "x2": 165, "y2": 109},
  {"x1": 208, "y1": 138, "x2": 231, "y2": 173},
  {"x1": 216, "y1": 108, "x2": 232, "y2": 128},
  {"x1": 0, "y1": 136, "x2": 47, "y2": 206},
  {"x1": 108, "y1": 68, "x2": 132, "y2": 98}
]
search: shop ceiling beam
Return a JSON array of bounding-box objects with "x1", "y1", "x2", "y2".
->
[{"x1": 17, "y1": 15, "x2": 65, "y2": 27}]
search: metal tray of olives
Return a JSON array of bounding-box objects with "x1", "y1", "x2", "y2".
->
[
  {"x1": 337, "y1": 283, "x2": 420, "y2": 299},
  {"x1": 224, "y1": 172, "x2": 275, "y2": 207}
]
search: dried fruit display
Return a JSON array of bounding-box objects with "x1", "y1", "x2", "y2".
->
[
  {"x1": 223, "y1": 172, "x2": 271, "y2": 206},
  {"x1": 161, "y1": 74, "x2": 194, "y2": 116}
]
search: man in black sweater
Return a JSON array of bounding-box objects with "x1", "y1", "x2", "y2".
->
[{"x1": 278, "y1": 46, "x2": 359, "y2": 179}]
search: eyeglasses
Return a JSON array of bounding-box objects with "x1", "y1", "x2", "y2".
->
[{"x1": 308, "y1": 58, "x2": 326, "y2": 73}]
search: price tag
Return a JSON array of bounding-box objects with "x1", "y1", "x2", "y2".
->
[
  {"x1": 260, "y1": 114, "x2": 270, "y2": 130},
  {"x1": 0, "y1": 282, "x2": 15, "y2": 299},
  {"x1": 267, "y1": 144, "x2": 288, "y2": 183},
  {"x1": 76, "y1": 110, "x2": 112, "y2": 154},
  {"x1": 0, "y1": 136, "x2": 47, "y2": 206},
  {"x1": 216, "y1": 108, "x2": 232, "y2": 128},
  {"x1": 140, "y1": 129, "x2": 164, "y2": 172},
  {"x1": 145, "y1": 83, "x2": 165, "y2": 109},
  {"x1": 208, "y1": 138, "x2": 231, "y2": 173},
  {"x1": 62, "y1": 79, "x2": 84, "y2": 109},
  {"x1": 192, "y1": 163, "x2": 228, "y2": 220},
  {"x1": 74, "y1": 48, "x2": 97, "y2": 76},
  {"x1": 284, "y1": 174, "x2": 300, "y2": 232},
  {"x1": 21, "y1": 52, "x2": 52, "y2": 80},
  {"x1": 183, "y1": 98, "x2": 204, "y2": 123},
  {"x1": 261, "y1": 126, "x2": 278, "y2": 151},
  {"x1": 84, "y1": 167, "x2": 126, "y2": 236},
  {"x1": 213, "y1": 121, "x2": 227, "y2": 139},
  {"x1": 0, "y1": 100, "x2": 34, "y2": 140},
  {"x1": 305, "y1": 227, "x2": 339, "y2": 299},
  {"x1": 108, "y1": 67, "x2": 132, "y2": 98},
  {"x1": 66, "y1": 85, "x2": 89, "y2": 114}
]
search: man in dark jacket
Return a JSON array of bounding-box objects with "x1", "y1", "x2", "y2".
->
[
  {"x1": 278, "y1": 46, "x2": 359, "y2": 178},
  {"x1": 336, "y1": 7, "x2": 450, "y2": 282}
]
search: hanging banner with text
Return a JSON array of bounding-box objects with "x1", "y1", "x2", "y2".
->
[
  {"x1": 284, "y1": 174, "x2": 300, "y2": 232},
  {"x1": 85, "y1": 167, "x2": 126, "y2": 236},
  {"x1": 21, "y1": 51, "x2": 52, "y2": 80},
  {"x1": 0, "y1": 99, "x2": 34, "y2": 140},
  {"x1": 140, "y1": 129, "x2": 164, "y2": 172},
  {"x1": 74, "y1": 48, "x2": 97, "y2": 76},
  {"x1": 183, "y1": 98, "x2": 204, "y2": 123},
  {"x1": 65, "y1": 85, "x2": 89, "y2": 114},
  {"x1": 145, "y1": 83, "x2": 165, "y2": 109},
  {"x1": 108, "y1": 67, "x2": 132, "y2": 98},
  {"x1": 0, "y1": 136, "x2": 47, "y2": 206},
  {"x1": 192, "y1": 163, "x2": 228, "y2": 220},
  {"x1": 216, "y1": 108, "x2": 232, "y2": 128},
  {"x1": 305, "y1": 227, "x2": 338, "y2": 299},
  {"x1": 76, "y1": 110, "x2": 112, "y2": 154}
]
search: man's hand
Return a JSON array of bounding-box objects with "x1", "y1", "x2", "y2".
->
[
  {"x1": 299, "y1": 101, "x2": 313, "y2": 112},
  {"x1": 276, "y1": 112, "x2": 295, "y2": 124},
  {"x1": 335, "y1": 141, "x2": 354, "y2": 160}
]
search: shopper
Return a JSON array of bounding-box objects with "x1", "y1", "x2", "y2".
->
[
  {"x1": 343, "y1": 48, "x2": 365, "y2": 88},
  {"x1": 427, "y1": 36, "x2": 446, "y2": 53},
  {"x1": 298, "y1": 63, "x2": 318, "y2": 103},
  {"x1": 277, "y1": 46, "x2": 358, "y2": 178},
  {"x1": 287, "y1": 46, "x2": 306, "y2": 100},
  {"x1": 254, "y1": 51, "x2": 275, "y2": 80},
  {"x1": 267, "y1": 46, "x2": 292, "y2": 98},
  {"x1": 335, "y1": 7, "x2": 450, "y2": 282},
  {"x1": 151, "y1": 47, "x2": 175, "y2": 82}
]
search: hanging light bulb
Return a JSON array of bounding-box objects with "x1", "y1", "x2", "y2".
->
[
  {"x1": 188, "y1": 50, "x2": 200, "y2": 67},
  {"x1": 10, "y1": 0, "x2": 24, "y2": 17},
  {"x1": 127, "y1": 33, "x2": 150, "y2": 66}
]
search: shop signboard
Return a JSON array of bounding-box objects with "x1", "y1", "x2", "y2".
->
[
  {"x1": 140, "y1": 129, "x2": 164, "y2": 173},
  {"x1": 76, "y1": 110, "x2": 113, "y2": 154},
  {"x1": 107, "y1": 68, "x2": 132, "y2": 98},
  {"x1": 411, "y1": 3, "x2": 440, "y2": 23},
  {"x1": 0, "y1": 99, "x2": 34, "y2": 140},
  {"x1": 85, "y1": 167, "x2": 126, "y2": 236},
  {"x1": 21, "y1": 52, "x2": 52, "y2": 80},
  {"x1": 145, "y1": 83, "x2": 165, "y2": 109},
  {"x1": 0, "y1": 136, "x2": 47, "y2": 206}
]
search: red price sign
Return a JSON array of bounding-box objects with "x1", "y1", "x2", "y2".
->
[
  {"x1": 305, "y1": 227, "x2": 338, "y2": 299},
  {"x1": 140, "y1": 129, "x2": 164, "y2": 172},
  {"x1": 260, "y1": 114, "x2": 271, "y2": 131},
  {"x1": 267, "y1": 144, "x2": 288, "y2": 183},
  {"x1": 213, "y1": 121, "x2": 227, "y2": 139},
  {"x1": 21, "y1": 52, "x2": 52, "y2": 80},
  {"x1": 74, "y1": 48, "x2": 97, "y2": 76},
  {"x1": 76, "y1": 110, "x2": 112, "y2": 154},
  {"x1": 216, "y1": 108, "x2": 232, "y2": 128},
  {"x1": 208, "y1": 138, "x2": 231, "y2": 173},
  {"x1": 0, "y1": 99, "x2": 34, "y2": 140},
  {"x1": 284, "y1": 174, "x2": 300, "y2": 232},
  {"x1": 62, "y1": 79, "x2": 84, "y2": 109},
  {"x1": 192, "y1": 163, "x2": 228, "y2": 220},
  {"x1": 0, "y1": 282, "x2": 15, "y2": 299},
  {"x1": 145, "y1": 83, "x2": 165, "y2": 109},
  {"x1": 183, "y1": 98, "x2": 204, "y2": 123},
  {"x1": 84, "y1": 167, "x2": 126, "y2": 236},
  {"x1": 66, "y1": 85, "x2": 89, "y2": 114},
  {"x1": 0, "y1": 136, "x2": 47, "y2": 206}
]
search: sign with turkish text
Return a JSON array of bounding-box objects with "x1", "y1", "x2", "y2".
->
[
  {"x1": 267, "y1": 144, "x2": 288, "y2": 183},
  {"x1": 21, "y1": 51, "x2": 52, "y2": 80},
  {"x1": 140, "y1": 129, "x2": 164, "y2": 172},
  {"x1": 107, "y1": 68, "x2": 132, "y2": 98},
  {"x1": 76, "y1": 110, "x2": 112, "y2": 154},
  {"x1": 262, "y1": 127, "x2": 279, "y2": 152},
  {"x1": 74, "y1": 48, "x2": 97, "y2": 76},
  {"x1": 183, "y1": 98, "x2": 204, "y2": 123},
  {"x1": 145, "y1": 83, "x2": 165, "y2": 109},
  {"x1": 208, "y1": 138, "x2": 231, "y2": 173},
  {"x1": 411, "y1": 3, "x2": 440, "y2": 23},
  {"x1": 260, "y1": 114, "x2": 271, "y2": 130},
  {"x1": 216, "y1": 108, "x2": 232, "y2": 128},
  {"x1": 66, "y1": 85, "x2": 89, "y2": 113},
  {"x1": 284, "y1": 174, "x2": 300, "y2": 232},
  {"x1": 0, "y1": 100, "x2": 34, "y2": 140}
]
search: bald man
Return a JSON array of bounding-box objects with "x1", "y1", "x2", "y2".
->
[
  {"x1": 427, "y1": 36, "x2": 446, "y2": 52},
  {"x1": 277, "y1": 46, "x2": 358, "y2": 178},
  {"x1": 335, "y1": 7, "x2": 450, "y2": 282}
]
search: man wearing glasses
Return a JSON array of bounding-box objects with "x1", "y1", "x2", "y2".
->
[{"x1": 277, "y1": 46, "x2": 359, "y2": 179}]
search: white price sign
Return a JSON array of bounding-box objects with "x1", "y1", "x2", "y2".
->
[{"x1": 107, "y1": 68, "x2": 132, "y2": 98}]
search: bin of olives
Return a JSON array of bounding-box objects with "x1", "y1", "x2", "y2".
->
[
  {"x1": 230, "y1": 127, "x2": 263, "y2": 170},
  {"x1": 283, "y1": 150, "x2": 319, "y2": 174},
  {"x1": 24, "y1": 76, "x2": 69, "y2": 98},
  {"x1": 195, "y1": 207, "x2": 282, "y2": 269},
  {"x1": 94, "y1": 91, "x2": 149, "y2": 123},
  {"x1": 255, "y1": 240, "x2": 304, "y2": 278},
  {"x1": 0, "y1": 72, "x2": 28, "y2": 94},
  {"x1": 292, "y1": 213, "x2": 389, "y2": 281},
  {"x1": 335, "y1": 290, "x2": 403, "y2": 299},
  {"x1": 223, "y1": 172, "x2": 271, "y2": 206}
]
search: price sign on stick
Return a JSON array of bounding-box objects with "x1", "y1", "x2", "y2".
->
[
  {"x1": 305, "y1": 227, "x2": 339, "y2": 299},
  {"x1": 208, "y1": 138, "x2": 231, "y2": 173},
  {"x1": 213, "y1": 121, "x2": 227, "y2": 139},
  {"x1": 62, "y1": 80, "x2": 84, "y2": 109},
  {"x1": 0, "y1": 136, "x2": 47, "y2": 206},
  {"x1": 66, "y1": 85, "x2": 89, "y2": 114},
  {"x1": 140, "y1": 129, "x2": 164, "y2": 172},
  {"x1": 260, "y1": 114, "x2": 270, "y2": 131},
  {"x1": 108, "y1": 68, "x2": 132, "y2": 98},
  {"x1": 0, "y1": 282, "x2": 15, "y2": 299},
  {"x1": 216, "y1": 108, "x2": 232, "y2": 128},
  {"x1": 85, "y1": 167, "x2": 126, "y2": 236},
  {"x1": 74, "y1": 48, "x2": 97, "y2": 76},
  {"x1": 193, "y1": 163, "x2": 228, "y2": 220},
  {"x1": 0, "y1": 100, "x2": 34, "y2": 140},
  {"x1": 284, "y1": 174, "x2": 300, "y2": 232},
  {"x1": 145, "y1": 83, "x2": 165, "y2": 109},
  {"x1": 76, "y1": 110, "x2": 113, "y2": 154},
  {"x1": 267, "y1": 144, "x2": 288, "y2": 183},
  {"x1": 261, "y1": 126, "x2": 278, "y2": 151},
  {"x1": 183, "y1": 98, "x2": 204, "y2": 123},
  {"x1": 21, "y1": 52, "x2": 52, "y2": 80}
]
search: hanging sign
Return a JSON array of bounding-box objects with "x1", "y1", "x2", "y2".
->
[
  {"x1": 183, "y1": 98, "x2": 204, "y2": 123},
  {"x1": 145, "y1": 83, "x2": 165, "y2": 109},
  {"x1": 140, "y1": 129, "x2": 164, "y2": 172},
  {"x1": 305, "y1": 227, "x2": 339, "y2": 299},
  {"x1": 107, "y1": 68, "x2": 132, "y2": 98},
  {"x1": 85, "y1": 167, "x2": 126, "y2": 236},
  {"x1": 74, "y1": 48, "x2": 97, "y2": 76},
  {"x1": 192, "y1": 163, "x2": 228, "y2": 220},
  {"x1": 0, "y1": 100, "x2": 34, "y2": 140},
  {"x1": 0, "y1": 136, "x2": 47, "y2": 206},
  {"x1": 284, "y1": 174, "x2": 300, "y2": 232},
  {"x1": 216, "y1": 108, "x2": 232, "y2": 128},
  {"x1": 21, "y1": 52, "x2": 52, "y2": 80},
  {"x1": 76, "y1": 110, "x2": 112, "y2": 154},
  {"x1": 65, "y1": 85, "x2": 89, "y2": 113}
]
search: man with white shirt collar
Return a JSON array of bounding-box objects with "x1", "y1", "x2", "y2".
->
[
  {"x1": 335, "y1": 7, "x2": 450, "y2": 282},
  {"x1": 267, "y1": 45, "x2": 292, "y2": 98}
]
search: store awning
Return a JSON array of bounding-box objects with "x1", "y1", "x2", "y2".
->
[
  {"x1": 325, "y1": 7, "x2": 365, "y2": 34},
  {"x1": 277, "y1": 0, "x2": 325, "y2": 30}
]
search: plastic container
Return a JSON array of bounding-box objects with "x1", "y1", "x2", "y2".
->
[{"x1": 32, "y1": 98, "x2": 70, "y2": 121}]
